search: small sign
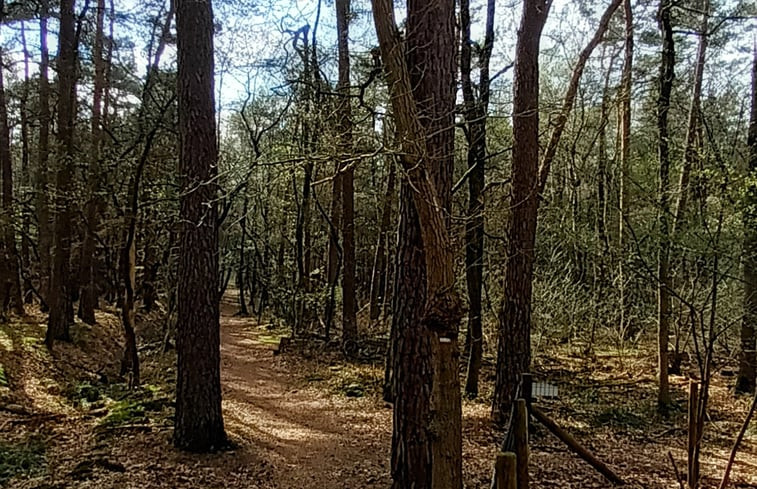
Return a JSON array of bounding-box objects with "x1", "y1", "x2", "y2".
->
[{"x1": 533, "y1": 381, "x2": 558, "y2": 398}]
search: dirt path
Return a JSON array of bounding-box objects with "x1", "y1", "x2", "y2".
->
[{"x1": 218, "y1": 297, "x2": 392, "y2": 488}]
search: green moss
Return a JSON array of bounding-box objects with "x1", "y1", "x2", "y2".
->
[
  {"x1": 0, "y1": 364, "x2": 8, "y2": 388},
  {"x1": 0, "y1": 439, "x2": 46, "y2": 485},
  {"x1": 98, "y1": 399, "x2": 148, "y2": 428}
]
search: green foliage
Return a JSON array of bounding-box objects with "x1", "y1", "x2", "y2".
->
[
  {"x1": 0, "y1": 364, "x2": 8, "y2": 388},
  {"x1": 0, "y1": 439, "x2": 46, "y2": 485},
  {"x1": 96, "y1": 385, "x2": 172, "y2": 429}
]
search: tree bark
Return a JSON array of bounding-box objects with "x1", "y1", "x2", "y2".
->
[
  {"x1": 492, "y1": 0, "x2": 551, "y2": 424},
  {"x1": 656, "y1": 0, "x2": 675, "y2": 409},
  {"x1": 371, "y1": 0, "x2": 463, "y2": 487},
  {"x1": 460, "y1": 0, "x2": 495, "y2": 399},
  {"x1": 78, "y1": 0, "x2": 107, "y2": 325},
  {"x1": 0, "y1": 26, "x2": 24, "y2": 317},
  {"x1": 36, "y1": 0, "x2": 52, "y2": 311},
  {"x1": 46, "y1": 0, "x2": 78, "y2": 346},
  {"x1": 737, "y1": 45, "x2": 757, "y2": 394},
  {"x1": 337, "y1": 0, "x2": 357, "y2": 344},
  {"x1": 618, "y1": 0, "x2": 633, "y2": 335},
  {"x1": 174, "y1": 0, "x2": 227, "y2": 452}
]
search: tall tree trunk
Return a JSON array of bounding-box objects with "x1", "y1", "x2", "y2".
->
[
  {"x1": 737, "y1": 46, "x2": 757, "y2": 394},
  {"x1": 337, "y1": 0, "x2": 357, "y2": 344},
  {"x1": 46, "y1": 0, "x2": 77, "y2": 346},
  {"x1": 0, "y1": 13, "x2": 23, "y2": 317},
  {"x1": 78, "y1": 0, "x2": 107, "y2": 325},
  {"x1": 460, "y1": 0, "x2": 495, "y2": 399},
  {"x1": 371, "y1": 0, "x2": 463, "y2": 487},
  {"x1": 492, "y1": 0, "x2": 619, "y2": 421},
  {"x1": 492, "y1": 0, "x2": 551, "y2": 423},
  {"x1": 656, "y1": 0, "x2": 675, "y2": 409},
  {"x1": 618, "y1": 0, "x2": 633, "y2": 335},
  {"x1": 174, "y1": 0, "x2": 227, "y2": 452},
  {"x1": 37, "y1": 0, "x2": 52, "y2": 311},
  {"x1": 19, "y1": 21, "x2": 32, "y2": 304}
]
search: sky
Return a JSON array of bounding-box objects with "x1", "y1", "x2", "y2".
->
[{"x1": 0, "y1": 0, "x2": 753, "y2": 129}]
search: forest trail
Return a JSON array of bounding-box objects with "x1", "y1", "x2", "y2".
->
[{"x1": 217, "y1": 293, "x2": 392, "y2": 488}]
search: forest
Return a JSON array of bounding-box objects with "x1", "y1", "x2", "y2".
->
[{"x1": 0, "y1": 0, "x2": 756, "y2": 487}]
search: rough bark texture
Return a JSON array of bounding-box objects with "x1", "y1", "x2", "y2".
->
[
  {"x1": 337, "y1": 0, "x2": 357, "y2": 344},
  {"x1": 0, "y1": 39, "x2": 24, "y2": 317},
  {"x1": 78, "y1": 0, "x2": 107, "y2": 325},
  {"x1": 46, "y1": 0, "x2": 77, "y2": 346},
  {"x1": 737, "y1": 46, "x2": 757, "y2": 394},
  {"x1": 174, "y1": 0, "x2": 227, "y2": 452},
  {"x1": 492, "y1": 0, "x2": 550, "y2": 424},
  {"x1": 460, "y1": 0, "x2": 495, "y2": 399},
  {"x1": 370, "y1": 0, "x2": 462, "y2": 487},
  {"x1": 656, "y1": 0, "x2": 675, "y2": 408}
]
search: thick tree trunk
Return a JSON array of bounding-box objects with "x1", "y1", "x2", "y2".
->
[
  {"x1": 174, "y1": 0, "x2": 227, "y2": 452},
  {"x1": 492, "y1": 0, "x2": 550, "y2": 424},
  {"x1": 460, "y1": 0, "x2": 494, "y2": 399},
  {"x1": 337, "y1": 0, "x2": 357, "y2": 344},
  {"x1": 46, "y1": 0, "x2": 78, "y2": 346},
  {"x1": 0, "y1": 37, "x2": 24, "y2": 317},
  {"x1": 78, "y1": 0, "x2": 107, "y2": 325},
  {"x1": 737, "y1": 47, "x2": 757, "y2": 394},
  {"x1": 656, "y1": 0, "x2": 675, "y2": 409},
  {"x1": 371, "y1": 0, "x2": 463, "y2": 487}
]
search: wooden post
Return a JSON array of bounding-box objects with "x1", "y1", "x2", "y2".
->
[
  {"x1": 514, "y1": 399, "x2": 529, "y2": 489},
  {"x1": 495, "y1": 452, "x2": 517, "y2": 489},
  {"x1": 688, "y1": 381, "x2": 699, "y2": 489}
]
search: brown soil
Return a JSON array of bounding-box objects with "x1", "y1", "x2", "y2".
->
[{"x1": 2, "y1": 296, "x2": 757, "y2": 488}]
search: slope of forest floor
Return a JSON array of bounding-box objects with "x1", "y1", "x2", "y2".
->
[{"x1": 0, "y1": 295, "x2": 756, "y2": 488}]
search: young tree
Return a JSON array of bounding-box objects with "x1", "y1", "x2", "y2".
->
[
  {"x1": 460, "y1": 0, "x2": 495, "y2": 399},
  {"x1": 737, "y1": 46, "x2": 757, "y2": 394},
  {"x1": 371, "y1": 0, "x2": 463, "y2": 486},
  {"x1": 174, "y1": 0, "x2": 227, "y2": 452},
  {"x1": 618, "y1": 0, "x2": 633, "y2": 333},
  {"x1": 656, "y1": 0, "x2": 675, "y2": 409}
]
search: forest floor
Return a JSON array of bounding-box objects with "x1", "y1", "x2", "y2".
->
[{"x1": 1, "y1": 293, "x2": 757, "y2": 488}]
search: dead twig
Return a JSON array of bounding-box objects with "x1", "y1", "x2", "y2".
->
[{"x1": 668, "y1": 451, "x2": 685, "y2": 489}]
